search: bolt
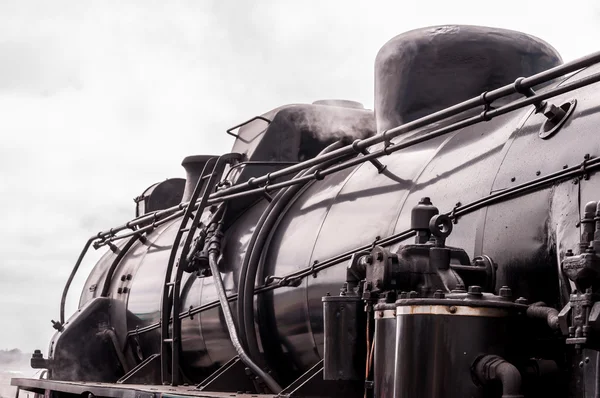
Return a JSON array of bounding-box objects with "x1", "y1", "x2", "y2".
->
[
  {"x1": 586, "y1": 357, "x2": 590, "y2": 363},
  {"x1": 364, "y1": 255, "x2": 373, "y2": 265},
  {"x1": 117, "y1": 288, "x2": 123, "y2": 294},
  {"x1": 467, "y1": 285, "x2": 482, "y2": 296},
  {"x1": 399, "y1": 291, "x2": 408, "y2": 299},
  {"x1": 566, "y1": 249, "x2": 574, "y2": 257},
  {"x1": 376, "y1": 251, "x2": 384, "y2": 261},
  {"x1": 579, "y1": 361, "x2": 584, "y2": 368},
  {"x1": 408, "y1": 291, "x2": 419, "y2": 298},
  {"x1": 433, "y1": 290, "x2": 445, "y2": 299},
  {"x1": 499, "y1": 286, "x2": 512, "y2": 298},
  {"x1": 123, "y1": 287, "x2": 130, "y2": 294},
  {"x1": 543, "y1": 103, "x2": 567, "y2": 123},
  {"x1": 121, "y1": 275, "x2": 126, "y2": 281},
  {"x1": 536, "y1": 171, "x2": 541, "y2": 176},
  {"x1": 340, "y1": 283, "x2": 348, "y2": 296},
  {"x1": 563, "y1": 165, "x2": 568, "y2": 169},
  {"x1": 419, "y1": 197, "x2": 432, "y2": 205},
  {"x1": 511, "y1": 177, "x2": 516, "y2": 182},
  {"x1": 448, "y1": 306, "x2": 457, "y2": 314},
  {"x1": 126, "y1": 274, "x2": 132, "y2": 280},
  {"x1": 515, "y1": 297, "x2": 528, "y2": 304}
]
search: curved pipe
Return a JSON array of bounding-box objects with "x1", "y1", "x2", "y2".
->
[
  {"x1": 60, "y1": 236, "x2": 95, "y2": 325},
  {"x1": 238, "y1": 140, "x2": 353, "y2": 365},
  {"x1": 527, "y1": 302, "x2": 560, "y2": 330},
  {"x1": 473, "y1": 355, "x2": 524, "y2": 398},
  {"x1": 101, "y1": 235, "x2": 140, "y2": 297},
  {"x1": 207, "y1": 233, "x2": 282, "y2": 393}
]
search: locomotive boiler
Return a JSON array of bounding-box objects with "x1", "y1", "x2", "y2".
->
[{"x1": 12, "y1": 25, "x2": 600, "y2": 398}]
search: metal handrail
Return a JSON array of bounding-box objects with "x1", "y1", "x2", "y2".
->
[
  {"x1": 58, "y1": 50, "x2": 600, "y2": 328},
  {"x1": 92, "y1": 50, "x2": 600, "y2": 243},
  {"x1": 225, "y1": 115, "x2": 272, "y2": 142}
]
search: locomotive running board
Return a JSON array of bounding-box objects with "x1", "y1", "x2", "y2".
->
[{"x1": 12, "y1": 378, "x2": 278, "y2": 398}]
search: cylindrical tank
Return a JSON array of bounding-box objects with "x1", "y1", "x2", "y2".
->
[
  {"x1": 374, "y1": 304, "x2": 397, "y2": 398},
  {"x1": 322, "y1": 292, "x2": 365, "y2": 380},
  {"x1": 390, "y1": 292, "x2": 527, "y2": 398}
]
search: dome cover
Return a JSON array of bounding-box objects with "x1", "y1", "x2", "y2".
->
[{"x1": 374, "y1": 25, "x2": 563, "y2": 132}]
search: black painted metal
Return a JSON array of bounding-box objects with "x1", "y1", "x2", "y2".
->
[
  {"x1": 276, "y1": 360, "x2": 363, "y2": 398},
  {"x1": 392, "y1": 297, "x2": 526, "y2": 398},
  {"x1": 195, "y1": 356, "x2": 256, "y2": 393},
  {"x1": 373, "y1": 307, "x2": 395, "y2": 398},
  {"x1": 117, "y1": 354, "x2": 161, "y2": 385},
  {"x1": 374, "y1": 25, "x2": 562, "y2": 131},
  {"x1": 135, "y1": 178, "x2": 186, "y2": 218},
  {"x1": 21, "y1": 25, "x2": 600, "y2": 398},
  {"x1": 116, "y1": 151, "x2": 600, "y2": 344},
  {"x1": 322, "y1": 294, "x2": 365, "y2": 380}
]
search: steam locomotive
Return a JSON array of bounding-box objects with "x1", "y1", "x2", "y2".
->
[{"x1": 12, "y1": 24, "x2": 600, "y2": 397}]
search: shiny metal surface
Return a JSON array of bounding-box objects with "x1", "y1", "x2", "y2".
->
[
  {"x1": 375, "y1": 26, "x2": 562, "y2": 131},
  {"x1": 374, "y1": 312, "x2": 395, "y2": 398},
  {"x1": 393, "y1": 303, "x2": 524, "y2": 398},
  {"x1": 56, "y1": 25, "x2": 600, "y2": 394},
  {"x1": 75, "y1": 65, "x2": 600, "y2": 381}
]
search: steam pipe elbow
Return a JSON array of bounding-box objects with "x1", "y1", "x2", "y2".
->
[
  {"x1": 473, "y1": 355, "x2": 524, "y2": 398},
  {"x1": 526, "y1": 302, "x2": 560, "y2": 330}
]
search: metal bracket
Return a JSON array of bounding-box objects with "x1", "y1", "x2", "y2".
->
[
  {"x1": 226, "y1": 116, "x2": 272, "y2": 141},
  {"x1": 278, "y1": 359, "x2": 362, "y2": 398},
  {"x1": 117, "y1": 353, "x2": 160, "y2": 385},
  {"x1": 196, "y1": 356, "x2": 257, "y2": 393}
]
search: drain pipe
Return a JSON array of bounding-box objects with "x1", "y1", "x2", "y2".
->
[
  {"x1": 206, "y1": 212, "x2": 282, "y2": 393},
  {"x1": 473, "y1": 355, "x2": 524, "y2": 398}
]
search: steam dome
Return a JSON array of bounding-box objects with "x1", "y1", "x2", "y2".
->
[{"x1": 374, "y1": 25, "x2": 562, "y2": 133}]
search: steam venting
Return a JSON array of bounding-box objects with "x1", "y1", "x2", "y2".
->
[
  {"x1": 374, "y1": 25, "x2": 563, "y2": 133},
  {"x1": 293, "y1": 102, "x2": 375, "y2": 142},
  {"x1": 312, "y1": 99, "x2": 365, "y2": 109}
]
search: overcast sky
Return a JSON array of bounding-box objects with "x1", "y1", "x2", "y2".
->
[{"x1": 1, "y1": 0, "x2": 600, "y2": 353}]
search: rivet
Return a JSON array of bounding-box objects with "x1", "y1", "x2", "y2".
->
[
  {"x1": 536, "y1": 171, "x2": 541, "y2": 176},
  {"x1": 499, "y1": 286, "x2": 512, "y2": 298},
  {"x1": 511, "y1": 177, "x2": 516, "y2": 182},
  {"x1": 515, "y1": 297, "x2": 528, "y2": 304}
]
